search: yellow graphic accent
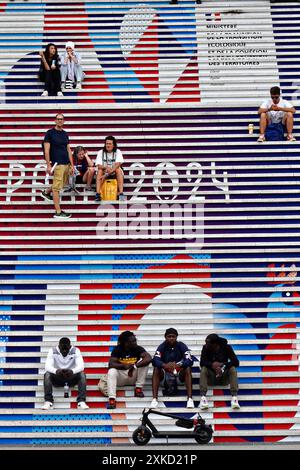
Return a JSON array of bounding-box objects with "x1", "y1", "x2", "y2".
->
[{"x1": 118, "y1": 357, "x2": 137, "y2": 365}]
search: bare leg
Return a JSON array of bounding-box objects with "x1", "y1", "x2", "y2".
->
[
  {"x1": 96, "y1": 169, "x2": 105, "y2": 194},
  {"x1": 83, "y1": 168, "x2": 95, "y2": 187},
  {"x1": 285, "y1": 112, "x2": 294, "y2": 135},
  {"x1": 115, "y1": 167, "x2": 124, "y2": 194},
  {"x1": 259, "y1": 112, "x2": 268, "y2": 135},
  {"x1": 52, "y1": 190, "x2": 61, "y2": 213}
]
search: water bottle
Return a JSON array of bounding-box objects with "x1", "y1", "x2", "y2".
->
[
  {"x1": 64, "y1": 382, "x2": 69, "y2": 398},
  {"x1": 248, "y1": 123, "x2": 254, "y2": 134}
]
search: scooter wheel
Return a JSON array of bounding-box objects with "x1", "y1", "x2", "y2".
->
[
  {"x1": 194, "y1": 424, "x2": 213, "y2": 444},
  {"x1": 132, "y1": 425, "x2": 152, "y2": 446}
]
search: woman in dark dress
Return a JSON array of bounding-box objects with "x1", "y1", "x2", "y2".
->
[{"x1": 39, "y1": 43, "x2": 62, "y2": 97}]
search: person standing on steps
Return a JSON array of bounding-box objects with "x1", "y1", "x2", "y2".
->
[{"x1": 41, "y1": 114, "x2": 74, "y2": 219}]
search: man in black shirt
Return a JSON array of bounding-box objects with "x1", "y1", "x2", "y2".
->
[
  {"x1": 107, "y1": 331, "x2": 152, "y2": 409},
  {"x1": 199, "y1": 334, "x2": 240, "y2": 410},
  {"x1": 41, "y1": 113, "x2": 74, "y2": 219}
]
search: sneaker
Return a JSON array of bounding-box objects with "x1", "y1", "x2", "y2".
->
[
  {"x1": 41, "y1": 90, "x2": 48, "y2": 97},
  {"x1": 41, "y1": 401, "x2": 53, "y2": 410},
  {"x1": 287, "y1": 134, "x2": 296, "y2": 142},
  {"x1": 41, "y1": 190, "x2": 52, "y2": 202},
  {"x1": 134, "y1": 387, "x2": 144, "y2": 398},
  {"x1": 257, "y1": 134, "x2": 265, "y2": 142},
  {"x1": 231, "y1": 396, "x2": 240, "y2": 409},
  {"x1": 77, "y1": 401, "x2": 89, "y2": 410},
  {"x1": 107, "y1": 397, "x2": 116, "y2": 409},
  {"x1": 186, "y1": 398, "x2": 194, "y2": 408},
  {"x1": 118, "y1": 193, "x2": 126, "y2": 201},
  {"x1": 57, "y1": 91, "x2": 63, "y2": 97},
  {"x1": 199, "y1": 396, "x2": 209, "y2": 410},
  {"x1": 150, "y1": 398, "x2": 159, "y2": 408},
  {"x1": 85, "y1": 186, "x2": 94, "y2": 192},
  {"x1": 53, "y1": 211, "x2": 72, "y2": 219},
  {"x1": 76, "y1": 81, "x2": 82, "y2": 90},
  {"x1": 62, "y1": 184, "x2": 72, "y2": 192},
  {"x1": 95, "y1": 193, "x2": 102, "y2": 202}
]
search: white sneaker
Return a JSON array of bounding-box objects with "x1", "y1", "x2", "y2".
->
[
  {"x1": 41, "y1": 90, "x2": 48, "y2": 97},
  {"x1": 150, "y1": 398, "x2": 159, "y2": 408},
  {"x1": 57, "y1": 91, "x2": 63, "y2": 96},
  {"x1": 76, "y1": 81, "x2": 82, "y2": 90},
  {"x1": 199, "y1": 396, "x2": 209, "y2": 410},
  {"x1": 77, "y1": 401, "x2": 89, "y2": 410},
  {"x1": 231, "y1": 396, "x2": 240, "y2": 409},
  {"x1": 186, "y1": 398, "x2": 194, "y2": 408},
  {"x1": 41, "y1": 401, "x2": 53, "y2": 410}
]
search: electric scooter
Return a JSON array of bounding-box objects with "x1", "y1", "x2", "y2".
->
[{"x1": 132, "y1": 408, "x2": 213, "y2": 446}]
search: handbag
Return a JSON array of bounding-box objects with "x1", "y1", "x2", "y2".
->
[
  {"x1": 97, "y1": 374, "x2": 108, "y2": 396},
  {"x1": 101, "y1": 178, "x2": 118, "y2": 201}
]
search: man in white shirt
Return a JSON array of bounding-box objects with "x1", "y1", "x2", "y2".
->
[
  {"x1": 42, "y1": 337, "x2": 89, "y2": 410},
  {"x1": 257, "y1": 86, "x2": 296, "y2": 142},
  {"x1": 94, "y1": 135, "x2": 125, "y2": 202}
]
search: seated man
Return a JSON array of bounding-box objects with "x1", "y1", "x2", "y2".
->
[
  {"x1": 107, "y1": 331, "x2": 152, "y2": 409},
  {"x1": 257, "y1": 86, "x2": 296, "y2": 142},
  {"x1": 42, "y1": 337, "x2": 89, "y2": 410},
  {"x1": 60, "y1": 41, "x2": 85, "y2": 90},
  {"x1": 151, "y1": 328, "x2": 194, "y2": 409},
  {"x1": 73, "y1": 146, "x2": 95, "y2": 191},
  {"x1": 95, "y1": 135, "x2": 125, "y2": 202},
  {"x1": 199, "y1": 334, "x2": 240, "y2": 410}
]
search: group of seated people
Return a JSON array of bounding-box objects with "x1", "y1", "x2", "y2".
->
[
  {"x1": 38, "y1": 42, "x2": 84, "y2": 96},
  {"x1": 41, "y1": 329, "x2": 240, "y2": 411},
  {"x1": 41, "y1": 121, "x2": 125, "y2": 219},
  {"x1": 40, "y1": 85, "x2": 296, "y2": 219},
  {"x1": 72, "y1": 136, "x2": 125, "y2": 202}
]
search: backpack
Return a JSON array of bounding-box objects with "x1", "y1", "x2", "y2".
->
[
  {"x1": 265, "y1": 122, "x2": 285, "y2": 141},
  {"x1": 162, "y1": 372, "x2": 178, "y2": 396}
]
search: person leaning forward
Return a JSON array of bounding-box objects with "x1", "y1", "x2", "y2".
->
[
  {"x1": 41, "y1": 113, "x2": 74, "y2": 218},
  {"x1": 199, "y1": 333, "x2": 240, "y2": 410},
  {"x1": 151, "y1": 328, "x2": 194, "y2": 409},
  {"x1": 41, "y1": 337, "x2": 89, "y2": 410}
]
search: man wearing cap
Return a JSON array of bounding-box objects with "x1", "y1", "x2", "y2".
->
[
  {"x1": 60, "y1": 41, "x2": 85, "y2": 90},
  {"x1": 151, "y1": 328, "x2": 194, "y2": 409}
]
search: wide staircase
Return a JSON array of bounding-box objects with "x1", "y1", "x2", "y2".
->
[{"x1": 0, "y1": 0, "x2": 300, "y2": 445}]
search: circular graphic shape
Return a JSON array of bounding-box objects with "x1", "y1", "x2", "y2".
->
[{"x1": 119, "y1": 4, "x2": 157, "y2": 58}]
